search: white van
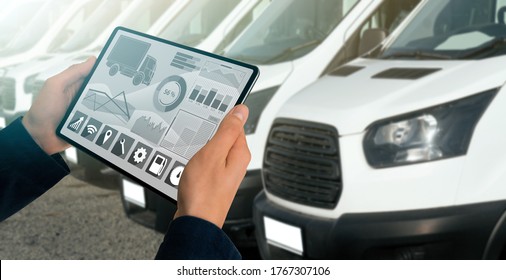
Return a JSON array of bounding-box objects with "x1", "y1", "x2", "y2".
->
[
  {"x1": 118, "y1": 0, "x2": 421, "y2": 249},
  {"x1": 254, "y1": 0, "x2": 506, "y2": 259}
]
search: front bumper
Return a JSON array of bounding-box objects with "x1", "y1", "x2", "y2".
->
[
  {"x1": 254, "y1": 191, "x2": 506, "y2": 259},
  {"x1": 72, "y1": 150, "x2": 122, "y2": 189},
  {"x1": 121, "y1": 170, "x2": 263, "y2": 246},
  {"x1": 223, "y1": 170, "x2": 263, "y2": 247}
]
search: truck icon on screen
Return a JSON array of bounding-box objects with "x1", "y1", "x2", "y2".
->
[{"x1": 106, "y1": 35, "x2": 157, "y2": 86}]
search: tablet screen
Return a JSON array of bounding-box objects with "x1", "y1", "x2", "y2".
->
[{"x1": 58, "y1": 27, "x2": 258, "y2": 202}]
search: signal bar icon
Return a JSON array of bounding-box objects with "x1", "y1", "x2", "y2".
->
[
  {"x1": 70, "y1": 117, "x2": 84, "y2": 130},
  {"x1": 67, "y1": 111, "x2": 88, "y2": 133}
]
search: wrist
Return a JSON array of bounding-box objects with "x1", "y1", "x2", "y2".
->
[
  {"x1": 21, "y1": 116, "x2": 60, "y2": 155},
  {"x1": 22, "y1": 117, "x2": 44, "y2": 153}
]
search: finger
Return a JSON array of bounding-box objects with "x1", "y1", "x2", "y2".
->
[
  {"x1": 55, "y1": 56, "x2": 96, "y2": 86},
  {"x1": 226, "y1": 129, "x2": 250, "y2": 171},
  {"x1": 206, "y1": 105, "x2": 249, "y2": 156}
]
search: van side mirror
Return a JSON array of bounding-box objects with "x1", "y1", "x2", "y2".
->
[{"x1": 359, "y1": 28, "x2": 386, "y2": 55}]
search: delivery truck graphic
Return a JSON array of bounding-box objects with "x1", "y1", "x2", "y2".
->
[{"x1": 107, "y1": 35, "x2": 157, "y2": 86}]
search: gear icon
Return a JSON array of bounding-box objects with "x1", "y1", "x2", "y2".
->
[{"x1": 133, "y1": 147, "x2": 147, "y2": 163}]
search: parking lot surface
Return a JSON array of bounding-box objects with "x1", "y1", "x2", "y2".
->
[{"x1": 0, "y1": 175, "x2": 164, "y2": 259}]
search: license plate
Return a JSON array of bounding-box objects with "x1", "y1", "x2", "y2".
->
[
  {"x1": 264, "y1": 216, "x2": 303, "y2": 256},
  {"x1": 65, "y1": 147, "x2": 78, "y2": 164},
  {"x1": 122, "y1": 179, "x2": 146, "y2": 208},
  {"x1": 0, "y1": 117, "x2": 5, "y2": 128}
]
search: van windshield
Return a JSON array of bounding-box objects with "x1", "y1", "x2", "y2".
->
[
  {"x1": 59, "y1": 0, "x2": 176, "y2": 53},
  {"x1": 119, "y1": 0, "x2": 176, "y2": 34},
  {"x1": 225, "y1": 0, "x2": 359, "y2": 64},
  {"x1": 158, "y1": 0, "x2": 241, "y2": 47},
  {"x1": 56, "y1": 0, "x2": 135, "y2": 52},
  {"x1": 0, "y1": 1, "x2": 44, "y2": 49},
  {"x1": 0, "y1": 0, "x2": 73, "y2": 55},
  {"x1": 380, "y1": 0, "x2": 506, "y2": 59}
]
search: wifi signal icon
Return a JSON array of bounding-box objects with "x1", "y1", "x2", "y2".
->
[
  {"x1": 86, "y1": 125, "x2": 98, "y2": 135},
  {"x1": 81, "y1": 119, "x2": 103, "y2": 141}
]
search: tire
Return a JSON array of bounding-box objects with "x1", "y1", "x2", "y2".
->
[
  {"x1": 109, "y1": 64, "x2": 119, "y2": 76},
  {"x1": 133, "y1": 72, "x2": 145, "y2": 86}
]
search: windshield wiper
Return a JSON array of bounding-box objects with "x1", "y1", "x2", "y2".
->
[
  {"x1": 381, "y1": 50, "x2": 452, "y2": 60},
  {"x1": 457, "y1": 37, "x2": 506, "y2": 59}
]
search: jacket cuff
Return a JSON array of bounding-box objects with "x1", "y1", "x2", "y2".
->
[
  {"x1": 155, "y1": 216, "x2": 241, "y2": 260},
  {"x1": 0, "y1": 117, "x2": 70, "y2": 186}
]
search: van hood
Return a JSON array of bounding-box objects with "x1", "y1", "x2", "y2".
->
[
  {"x1": 3, "y1": 55, "x2": 59, "y2": 76},
  {"x1": 249, "y1": 62, "x2": 293, "y2": 94},
  {"x1": 279, "y1": 56, "x2": 506, "y2": 135}
]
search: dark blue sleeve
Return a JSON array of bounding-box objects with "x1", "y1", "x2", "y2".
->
[
  {"x1": 0, "y1": 118, "x2": 70, "y2": 222},
  {"x1": 155, "y1": 216, "x2": 241, "y2": 260}
]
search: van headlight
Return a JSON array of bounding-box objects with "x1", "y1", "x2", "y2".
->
[
  {"x1": 243, "y1": 86, "x2": 278, "y2": 135},
  {"x1": 363, "y1": 89, "x2": 497, "y2": 168}
]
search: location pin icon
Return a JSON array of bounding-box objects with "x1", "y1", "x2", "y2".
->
[{"x1": 103, "y1": 130, "x2": 113, "y2": 145}]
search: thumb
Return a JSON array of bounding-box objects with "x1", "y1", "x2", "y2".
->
[{"x1": 205, "y1": 105, "x2": 249, "y2": 156}]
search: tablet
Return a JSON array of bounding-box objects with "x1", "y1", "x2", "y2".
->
[{"x1": 57, "y1": 27, "x2": 259, "y2": 203}]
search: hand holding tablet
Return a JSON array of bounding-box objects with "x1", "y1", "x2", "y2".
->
[
  {"x1": 175, "y1": 104, "x2": 250, "y2": 228},
  {"x1": 57, "y1": 27, "x2": 259, "y2": 203},
  {"x1": 23, "y1": 57, "x2": 96, "y2": 156}
]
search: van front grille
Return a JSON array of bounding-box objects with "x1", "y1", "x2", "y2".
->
[
  {"x1": 263, "y1": 118, "x2": 342, "y2": 209},
  {"x1": 0, "y1": 78, "x2": 15, "y2": 110}
]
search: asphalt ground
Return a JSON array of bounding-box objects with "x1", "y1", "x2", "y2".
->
[{"x1": 0, "y1": 175, "x2": 164, "y2": 259}]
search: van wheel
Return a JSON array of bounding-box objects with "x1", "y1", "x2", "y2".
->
[
  {"x1": 133, "y1": 72, "x2": 145, "y2": 86},
  {"x1": 483, "y1": 209, "x2": 506, "y2": 259},
  {"x1": 109, "y1": 64, "x2": 119, "y2": 76}
]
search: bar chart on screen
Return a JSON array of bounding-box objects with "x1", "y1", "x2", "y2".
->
[{"x1": 188, "y1": 84, "x2": 234, "y2": 113}]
